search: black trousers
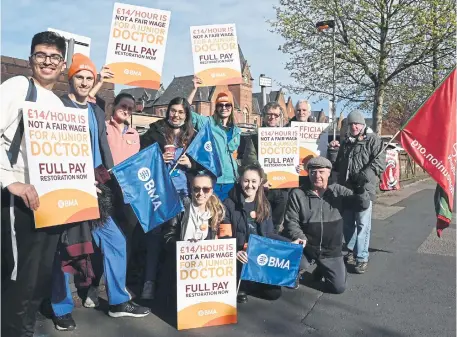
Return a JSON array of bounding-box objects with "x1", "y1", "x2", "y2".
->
[
  {"x1": 1, "y1": 191, "x2": 61, "y2": 337},
  {"x1": 300, "y1": 253, "x2": 347, "y2": 294}
]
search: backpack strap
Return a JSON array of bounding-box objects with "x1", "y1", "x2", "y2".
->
[{"x1": 7, "y1": 76, "x2": 37, "y2": 166}]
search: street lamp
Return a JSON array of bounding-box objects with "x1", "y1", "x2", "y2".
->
[{"x1": 316, "y1": 19, "x2": 336, "y2": 140}]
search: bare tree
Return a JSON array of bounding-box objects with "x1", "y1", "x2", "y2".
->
[{"x1": 269, "y1": 0, "x2": 456, "y2": 134}]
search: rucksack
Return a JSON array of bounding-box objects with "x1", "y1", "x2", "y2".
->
[{"x1": 3, "y1": 76, "x2": 37, "y2": 166}]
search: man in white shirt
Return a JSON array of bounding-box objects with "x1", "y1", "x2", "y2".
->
[{"x1": 1, "y1": 31, "x2": 67, "y2": 337}]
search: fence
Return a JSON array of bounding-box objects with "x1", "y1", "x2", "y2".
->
[{"x1": 398, "y1": 150, "x2": 428, "y2": 181}]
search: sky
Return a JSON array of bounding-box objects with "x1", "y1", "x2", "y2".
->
[{"x1": 1, "y1": 0, "x2": 335, "y2": 114}]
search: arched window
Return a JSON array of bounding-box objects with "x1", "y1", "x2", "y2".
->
[{"x1": 243, "y1": 106, "x2": 249, "y2": 124}]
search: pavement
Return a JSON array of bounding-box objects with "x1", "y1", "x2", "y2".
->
[{"x1": 34, "y1": 179, "x2": 456, "y2": 337}]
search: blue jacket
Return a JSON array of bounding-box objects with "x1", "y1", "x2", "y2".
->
[{"x1": 191, "y1": 112, "x2": 241, "y2": 184}]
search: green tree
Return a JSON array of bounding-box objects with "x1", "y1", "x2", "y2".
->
[{"x1": 270, "y1": 0, "x2": 456, "y2": 134}]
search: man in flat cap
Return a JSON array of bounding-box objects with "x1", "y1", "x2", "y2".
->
[
  {"x1": 329, "y1": 111, "x2": 385, "y2": 274},
  {"x1": 283, "y1": 156, "x2": 371, "y2": 294}
]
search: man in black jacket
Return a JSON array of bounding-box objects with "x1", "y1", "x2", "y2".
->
[
  {"x1": 283, "y1": 157, "x2": 370, "y2": 294},
  {"x1": 329, "y1": 111, "x2": 385, "y2": 274}
]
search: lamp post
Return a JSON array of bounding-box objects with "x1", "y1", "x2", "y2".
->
[{"x1": 316, "y1": 19, "x2": 336, "y2": 140}]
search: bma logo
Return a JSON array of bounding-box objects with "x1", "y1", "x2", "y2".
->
[
  {"x1": 138, "y1": 167, "x2": 162, "y2": 211},
  {"x1": 138, "y1": 167, "x2": 151, "y2": 181},
  {"x1": 256, "y1": 254, "x2": 290, "y2": 270},
  {"x1": 204, "y1": 141, "x2": 212, "y2": 152}
]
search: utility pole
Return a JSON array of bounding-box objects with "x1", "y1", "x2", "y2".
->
[{"x1": 316, "y1": 19, "x2": 337, "y2": 140}]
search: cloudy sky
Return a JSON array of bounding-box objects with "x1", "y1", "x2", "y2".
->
[{"x1": 1, "y1": 0, "x2": 331, "y2": 112}]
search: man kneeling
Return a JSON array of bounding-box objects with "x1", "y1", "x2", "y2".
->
[{"x1": 283, "y1": 157, "x2": 370, "y2": 294}]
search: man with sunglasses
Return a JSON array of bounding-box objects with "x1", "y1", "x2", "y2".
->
[
  {"x1": 1, "y1": 31, "x2": 68, "y2": 337},
  {"x1": 48, "y1": 54, "x2": 149, "y2": 331},
  {"x1": 241, "y1": 102, "x2": 290, "y2": 233}
]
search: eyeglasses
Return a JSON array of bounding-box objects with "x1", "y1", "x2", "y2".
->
[
  {"x1": 192, "y1": 186, "x2": 213, "y2": 194},
  {"x1": 297, "y1": 109, "x2": 309, "y2": 112},
  {"x1": 170, "y1": 108, "x2": 186, "y2": 116},
  {"x1": 266, "y1": 113, "x2": 280, "y2": 119},
  {"x1": 31, "y1": 52, "x2": 64, "y2": 66},
  {"x1": 217, "y1": 103, "x2": 232, "y2": 109},
  {"x1": 118, "y1": 104, "x2": 133, "y2": 114}
]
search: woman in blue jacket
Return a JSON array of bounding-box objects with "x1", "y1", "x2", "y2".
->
[
  {"x1": 223, "y1": 164, "x2": 291, "y2": 304},
  {"x1": 188, "y1": 77, "x2": 241, "y2": 201}
]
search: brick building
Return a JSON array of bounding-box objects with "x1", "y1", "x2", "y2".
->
[
  {"x1": 252, "y1": 89, "x2": 295, "y2": 126},
  {"x1": 150, "y1": 46, "x2": 259, "y2": 126}
]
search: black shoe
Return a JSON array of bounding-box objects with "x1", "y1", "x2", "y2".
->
[
  {"x1": 108, "y1": 301, "x2": 150, "y2": 318},
  {"x1": 344, "y1": 251, "x2": 356, "y2": 265},
  {"x1": 141, "y1": 281, "x2": 156, "y2": 300},
  {"x1": 53, "y1": 313, "x2": 76, "y2": 331},
  {"x1": 354, "y1": 261, "x2": 368, "y2": 274},
  {"x1": 83, "y1": 285, "x2": 100, "y2": 308},
  {"x1": 237, "y1": 292, "x2": 248, "y2": 304}
]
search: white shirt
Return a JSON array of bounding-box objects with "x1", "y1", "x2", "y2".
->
[
  {"x1": 0, "y1": 76, "x2": 64, "y2": 187},
  {"x1": 183, "y1": 204, "x2": 211, "y2": 241}
]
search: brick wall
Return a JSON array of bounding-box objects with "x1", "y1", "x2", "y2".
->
[{"x1": 1, "y1": 55, "x2": 115, "y2": 118}]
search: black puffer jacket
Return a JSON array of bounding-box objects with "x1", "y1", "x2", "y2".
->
[
  {"x1": 333, "y1": 131, "x2": 386, "y2": 200},
  {"x1": 223, "y1": 185, "x2": 289, "y2": 251},
  {"x1": 283, "y1": 178, "x2": 370, "y2": 260}
]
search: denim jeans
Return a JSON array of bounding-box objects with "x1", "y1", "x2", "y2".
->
[
  {"x1": 343, "y1": 201, "x2": 373, "y2": 262},
  {"x1": 51, "y1": 217, "x2": 130, "y2": 316}
]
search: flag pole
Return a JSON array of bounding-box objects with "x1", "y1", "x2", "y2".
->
[
  {"x1": 169, "y1": 146, "x2": 190, "y2": 175},
  {"x1": 236, "y1": 278, "x2": 242, "y2": 294}
]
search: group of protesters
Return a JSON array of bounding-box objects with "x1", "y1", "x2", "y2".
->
[{"x1": 0, "y1": 31, "x2": 386, "y2": 337}]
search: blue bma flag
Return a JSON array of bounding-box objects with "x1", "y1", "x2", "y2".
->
[
  {"x1": 111, "y1": 143, "x2": 184, "y2": 233},
  {"x1": 241, "y1": 235, "x2": 303, "y2": 288},
  {"x1": 186, "y1": 121, "x2": 222, "y2": 177}
]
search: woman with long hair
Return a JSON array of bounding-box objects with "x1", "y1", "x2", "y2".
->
[
  {"x1": 223, "y1": 164, "x2": 291, "y2": 304},
  {"x1": 163, "y1": 171, "x2": 226, "y2": 243},
  {"x1": 141, "y1": 96, "x2": 196, "y2": 200},
  {"x1": 188, "y1": 77, "x2": 241, "y2": 201},
  {"x1": 140, "y1": 97, "x2": 197, "y2": 300}
]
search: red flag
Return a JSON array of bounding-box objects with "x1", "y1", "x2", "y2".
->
[{"x1": 399, "y1": 68, "x2": 456, "y2": 236}]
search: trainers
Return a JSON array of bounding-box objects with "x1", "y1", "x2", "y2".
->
[
  {"x1": 108, "y1": 301, "x2": 150, "y2": 318},
  {"x1": 141, "y1": 281, "x2": 156, "y2": 300},
  {"x1": 83, "y1": 286, "x2": 100, "y2": 308},
  {"x1": 52, "y1": 313, "x2": 76, "y2": 331},
  {"x1": 354, "y1": 261, "x2": 368, "y2": 274},
  {"x1": 344, "y1": 252, "x2": 356, "y2": 265}
]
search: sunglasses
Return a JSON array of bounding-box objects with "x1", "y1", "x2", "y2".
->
[
  {"x1": 192, "y1": 186, "x2": 213, "y2": 194},
  {"x1": 217, "y1": 103, "x2": 232, "y2": 109}
]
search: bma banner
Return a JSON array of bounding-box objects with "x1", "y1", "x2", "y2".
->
[
  {"x1": 379, "y1": 148, "x2": 400, "y2": 191},
  {"x1": 291, "y1": 122, "x2": 329, "y2": 176},
  {"x1": 22, "y1": 102, "x2": 99, "y2": 228},
  {"x1": 258, "y1": 127, "x2": 299, "y2": 189},
  {"x1": 241, "y1": 235, "x2": 302, "y2": 288},
  {"x1": 190, "y1": 24, "x2": 242, "y2": 86},
  {"x1": 111, "y1": 143, "x2": 183, "y2": 233},
  {"x1": 176, "y1": 239, "x2": 237, "y2": 330},
  {"x1": 105, "y1": 2, "x2": 171, "y2": 89}
]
